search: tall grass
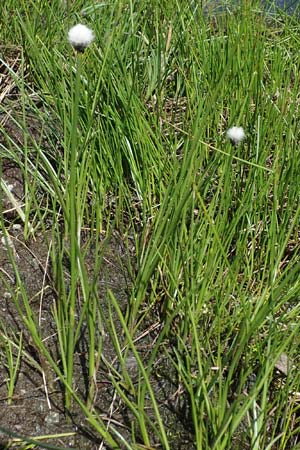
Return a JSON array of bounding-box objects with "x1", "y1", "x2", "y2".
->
[{"x1": 0, "y1": 0, "x2": 300, "y2": 448}]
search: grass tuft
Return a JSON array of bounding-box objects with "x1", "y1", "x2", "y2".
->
[{"x1": 0, "y1": 0, "x2": 300, "y2": 448}]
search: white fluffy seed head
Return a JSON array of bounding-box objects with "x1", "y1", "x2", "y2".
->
[
  {"x1": 226, "y1": 126, "x2": 246, "y2": 145},
  {"x1": 68, "y1": 24, "x2": 94, "y2": 51}
]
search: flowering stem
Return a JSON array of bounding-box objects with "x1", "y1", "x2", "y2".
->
[{"x1": 65, "y1": 54, "x2": 81, "y2": 411}]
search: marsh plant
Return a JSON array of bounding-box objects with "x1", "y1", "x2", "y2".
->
[
  {"x1": 0, "y1": 0, "x2": 300, "y2": 449},
  {"x1": 227, "y1": 126, "x2": 246, "y2": 145},
  {"x1": 68, "y1": 24, "x2": 95, "y2": 52}
]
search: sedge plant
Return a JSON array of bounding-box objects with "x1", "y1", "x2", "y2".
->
[{"x1": 0, "y1": 0, "x2": 300, "y2": 449}]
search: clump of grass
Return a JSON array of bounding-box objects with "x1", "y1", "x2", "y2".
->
[
  {"x1": 0, "y1": 0, "x2": 300, "y2": 449},
  {"x1": 0, "y1": 329, "x2": 22, "y2": 405}
]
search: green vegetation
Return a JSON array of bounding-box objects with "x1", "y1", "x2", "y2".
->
[{"x1": 0, "y1": 0, "x2": 300, "y2": 448}]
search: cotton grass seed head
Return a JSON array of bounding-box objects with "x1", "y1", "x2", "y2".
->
[
  {"x1": 226, "y1": 126, "x2": 246, "y2": 145},
  {"x1": 68, "y1": 24, "x2": 94, "y2": 51}
]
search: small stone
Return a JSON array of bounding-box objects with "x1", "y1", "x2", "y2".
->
[
  {"x1": 6, "y1": 183, "x2": 14, "y2": 192},
  {"x1": 125, "y1": 355, "x2": 138, "y2": 376},
  {"x1": 45, "y1": 411, "x2": 60, "y2": 425},
  {"x1": 275, "y1": 353, "x2": 291, "y2": 376},
  {"x1": 12, "y1": 224, "x2": 22, "y2": 231},
  {"x1": 32, "y1": 259, "x2": 39, "y2": 270},
  {"x1": 1, "y1": 235, "x2": 13, "y2": 248},
  {"x1": 37, "y1": 402, "x2": 45, "y2": 412}
]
